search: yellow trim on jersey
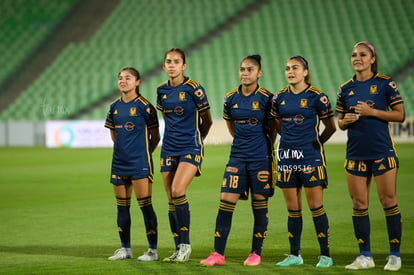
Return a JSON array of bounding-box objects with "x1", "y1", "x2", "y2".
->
[
  {"x1": 340, "y1": 78, "x2": 353, "y2": 88},
  {"x1": 375, "y1": 73, "x2": 391, "y2": 80},
  {"x1": 314, "y1": 115, "x2": 326, "y2": 166},
  {"x1": 144, "y1": 125, "x2": 153, "y2": 178},
  {"x1": 157, "y1": 80, "x2": 169, "y2": 88},
  {"x1": 137, "y1": 95, "x2": 150, "y2": 105},
  {"x1": 226, "y1": 87, "x2": 239, "y2": 98},
  {"x1": 307, "y1": 85, "x2": 322, "y2": 95},
  {"x1": 277, "y1": 87, "x2": 289, "y2": 95},
  {"x1": 388, "y1": 124, "x2": 398, "y2": 158},
  {"x1": 256, "y1": 86, "x2": 273, "y2": 97},
  {"x1": 184, "y1": 78, "x2": 200, "y2": 89},
  {"x1": 195, "y1": 109, "x2": 204, "y2": 161}
]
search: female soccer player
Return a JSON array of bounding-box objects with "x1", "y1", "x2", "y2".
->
[
  {"x1": 272, "y1": 56, "x2": 336, "y2": 268},
  {"x1": 336, "y1": 42, "x2": 405, "y2": 271},
  {"x1": 157, "y1": 48, "x2": 213, "y2": 262},
  {"x1": 105, "y1": 67, "x2": 160, "y2": 261},
  {"x1": 200, "y1": 54, "x2": 277, "y2": 266}
]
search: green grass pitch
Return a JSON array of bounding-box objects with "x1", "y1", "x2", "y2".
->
[{"x1": 0, "y1": 143, "x2": 413, "y2": 274}]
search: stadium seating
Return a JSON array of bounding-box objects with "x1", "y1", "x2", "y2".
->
[
  {"x1": 0, "y1": 0, "x2": 76, "y2": 84},
  {"x1": 1, "y1": 0, "x2": 413, "y2": 120}
]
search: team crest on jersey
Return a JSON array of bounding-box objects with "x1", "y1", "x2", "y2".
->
[
  {"x1": 179, "y1": 91, "x2": 186, "y2": 101},
  {"x1": 129, "y1": 107, "x2": 136, "y2": 116},
  {"x1": 349, "y1": 91, "x2": 354, "y2": 96},
  {"x1": 370, "y1": 85, "x2": 378, "y2": 94},
  {"x1": 300, "y1": 98, "x2": 308, "y2": 108},
  {"x1": 252, "y1": 101, "x2": 259, "y2": 110}
]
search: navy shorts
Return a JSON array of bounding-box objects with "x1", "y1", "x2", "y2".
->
[
  {"x1": 221, "y1": 157, "x2": 275, "y2": 199},
  {"x1": 276, "y1": 165, "x2": 328, "y2": 188},
  {"x1": 160, "y1": 153, "x2": 203, "y2": 176},
  {"x1": 110, "y1": 173, "x2": 153, "y2": 185},
  {"x1": 344, "y1": 156, "x2": 399, "y2": 177}
]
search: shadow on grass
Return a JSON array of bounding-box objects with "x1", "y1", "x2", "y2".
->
[{"x1": 0, "y1": 245, "x2": 121, "y2": 258}]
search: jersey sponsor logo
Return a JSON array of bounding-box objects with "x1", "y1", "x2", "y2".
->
[
  {"x1": 185, "y1": 154, "x2": 192, "y2": 159},
  {"x1": 281, "y1": 100, "x2": 285, "y2": 105},
  {"x1": 174, "y1": 106, "x2": 184, "y2": 115},
  {"x1": 233, "y1": 104, "x2": 238, "y2": 109},
  {"x1": 179, "y1": 91, "x2": 186, "y2": 101},
  {"x1": 389, "y1": 81, "x2": 398, "y2": 92},
  {"x1": 248, "y1": 117, "x2": 258, "y2": 126},
  {"x1": 226, "y1": 166, "x2": 238, "y2": 173},
  {"x1": 162, "y1": 94, "x2": 167, "y2": 99},
  {"x1": 378, "y1": 164, "x2": 386, "y2": 170},
  {"x1": 194, "y1": 89, "x2": 205, "y2": 100},
  {"x1": 309, "y1": 175, "x2": 317, "y2": 182},
  {"x1": 300, "y1": 98, "x2": 308, "y2": 108},
  {"x1": 320, "y1": 95, "x2": 329, "y2": 106},
  {"x1": 293, "y1": 114, "x2": 304, "y2": 124},
  {"x1": 264, "y1": 183, "x2": 271, "y2": 189},
  {"x1": 370, "y1": 85, "x2": 378, "y2": 94},
  {"x1": 129, "y1": 107, "x2": 136, "y2": 116},
  {"x1": 257, "y1": 170, "x2": 270, "y2": 182},
  {"x1": 252, "y1": 101, "x2": 259, "y2": 110},
  {"x1": 124, "y1": 121, "x2": 135, "y2": 131},
  {"x1": 277, "y1": 148, "x2": 305, "y2": 160},
  {"x1": 114, "y1": 110, "x2": 118, "y2": 115},
  {"x1": 349, "y1": 91, "x2": 354, "y2": 96}
]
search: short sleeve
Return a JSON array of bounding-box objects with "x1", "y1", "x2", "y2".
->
[
  {"x1": 270, "y1": 93, "x2": 281, "y2": 119},
  {"x1": 335, "y1": 87, "x2": 346, "y2": 114},
  {"x1": 223, "y1": 95, "x2": 231, "y2": 120},
  {"x1": 156, "y1": 88, "x2": 164, "y2": 111},
  {"x1": 104, "y1": 105, "x2": 114, "y2": 129},
  {"x1": 146, "y1": 104, "x2": 159, "y2": 129},
  {"x1": 190, "y1": 86, "x2": 210, "y2": 112},
  {"x1": 385, "y1": 79, "x2": 404, "y2": 107},
  {"x1": 316, "y1": 93, "x2": 334, "y2": 120}
]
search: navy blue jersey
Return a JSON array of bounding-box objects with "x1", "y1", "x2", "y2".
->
[
  {"x1": 223, "y1": 84, "x2": 274, "y2": 160},
  {"x1": 336, "y1": 73, "x2": 403, "y2": 159},
  {"x1": 156, "y1": 77, "x2": 210, "y2": 156},
  {"x1": 105, "y1": 95, "x2": 159, "y2": 177},
  {"x1": 271, "y1": 85, "x2": 334, "y2": 167}
]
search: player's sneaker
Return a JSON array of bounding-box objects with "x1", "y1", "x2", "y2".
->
[
  {"x1": 243, "y1": 252, "x2": 261, "y2": 266},
  {"x1": 275, "y1": 254, "x2": 304, "y2": 266},
  {"x1": 345, "y1": 255, "x2": 375, "y2": 270},
  {"x1": 108, "y1": 248, "x2": 133, "y2": 260},
  {"x1": 384, "y1": 255, "x2": 401, "y2": 271},
  {"x1": 137, "y1": 248, "x2": 158, "y2": 261},
  {"x1": 162, "y1": 250, "x2": 179, "y2": 262},
  {"x1": 200, "y1": 252, "x2": 225, "y2": 266},
  {"x1": 175, "y1": 243, "x2": 191, "y2": 262},
  {"x1": 316, "y1": 255, "x2": 333, "y2": 268}
]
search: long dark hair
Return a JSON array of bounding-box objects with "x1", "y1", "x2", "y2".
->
[{"x1": 118, "y1": 67, "x2": 140, "y2": 94}]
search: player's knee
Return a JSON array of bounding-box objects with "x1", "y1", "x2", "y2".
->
[{"x1": 378, "y1": 193, "x2": 397, "y2": 208}]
